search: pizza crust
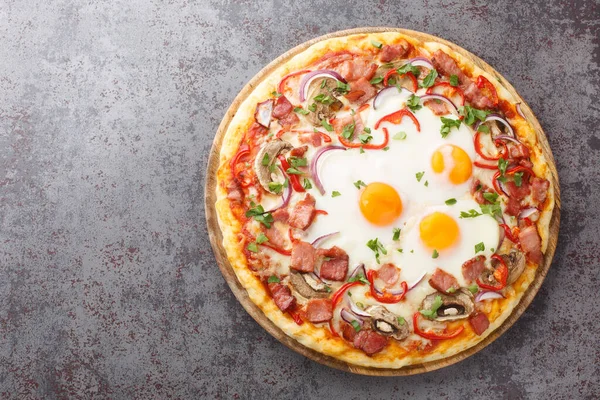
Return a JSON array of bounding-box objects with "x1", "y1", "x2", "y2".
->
[{"x1": 214, "y1": 31, "x2": 555, "y2": 369}]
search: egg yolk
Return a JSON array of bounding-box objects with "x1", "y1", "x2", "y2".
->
[
  {"x1": 419, "y1": 211, "x2": 460, "y2": 250},
  {"x1": 359, "y1": 182, "x2": 403, "y2": 226},
  {"x1": 431, "y1": 144, "x2": 472, "y2": 184}
]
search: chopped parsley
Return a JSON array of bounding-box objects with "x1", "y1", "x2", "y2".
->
[
  {"x1": 341, "y1": 122, "x2": 355, "y2": 139},
  {"x1": 480, "y1": 203, "x2": 502, "y2": 219},
  {"x1": 416, "y1": 171, "x2": 425, "y2": 182},
  {"x1": 483, "y1": 192, "x2": 499, "y2": 203},
  {"x1": 420, "y1": 69, "x2": 438, "y2": 88},
  {"x1": 420, "y1": 295, "x2": 443, "y2": 319},
  {"x1": 321, "y1": 119, "x2": 333, "y2": 132},
  {"x1": 348, "y1": 274, "x2": 369, "y2": 284},
  {"x1": 449, "y1": 75, "x2": 459, "y2": 87},
  {"x1": 353, "y1": 180, "x2": 367, "y2": 189},
  {"x1": 477, "y1": 124, "x2": 490, "y2": 133},
  {"x1": 302, "y1": 178, "x2": 312, "y2": 190},
  {"x1": 432, "y1": 249, "x2": 439, "y2": 259},
  {"x1": 498, "y1": 157, "x2": 508, "y2": 175},
  {"x1": 514, "y1": 172, "x2": 524, "y2": 187},
  {"x1": 247, "y1": 242, "x2": 258, "y2": 252},
  {"x1": 261, "y1": 153, "x2": 270, "y2": 166},
  {"x1": 440, "y1": 117, "x2": 462, "y2": 138},
  {"x1": 459, "y1": 105, "x2": 489, "y2": 125},
  {"x1": 396, "y1": 63, "x2": 421, "y2": 77},
  {"x1": 245, "y1": 204, "x2": 274, "y2": 228},
  {"x1": 314, "y1": 93, "x2": 337, "y2": 105},
  {"x1": 468, "y1": 284, "x2": 479, "y2": 294},
  {"x1": 424, "y1": 180, "x2": 429, "y2": 187},
  {"x1": 392, "y1": 228, "x2": 401, "y2": 241},
  {"x1": 332, "y1": 191, "x2": 341, "y2": 198},
  {"x1": 350, "y1": 320, "x2": 362, "y2": 332},
  {"x1": 358, "y1": 133, "x2": 372, "y2": 144},
  {"x1": 383, "y1": 146, "x2": 390, "y2": 151},
  {"x1": 407, "y1": 94, "x2": 422, "y2": 111},
  {"x1": 267, "y1": 275, "x2": 280, "y2": 283},
  {"x1": 460, "y1": 209, "x2": 482, "y2": 218},
  {"x1": 370, "y1": 76, "x2": 384, "y2": 85},
  {"x1": 308, "y1": 103, "x2": 317, "y2": 112},
  {"x1": 445, "y1": 198, "x2": 457, "y2": 205},
  {"x1": 366, "y1": 238, "x2": 387, "y2": 263},
  {"x1": 393, "y1": 131, "x2": 407, "y2": 140},
  {"x1": 475, "y1": 242, "x2": 485, "y2": 253},
  {"x1": 397, "y1": 316, "x2": 406, "y2": 325},
  {"x1": 289, "y1": 156, "x2": 307, "y2": 168},
  {"x1": 268, "y1": 182, "x2": 283, "y2": 194},
  {"x1": 363, "y1": 127, "x2": 372, "y2": 134},
  {"x1": 371, "y1": 40, "x2": 383, "y2": 49},
  {"x1": 286, "y1": 167, "x2": 303, "y2": 175},
  {"x1": 336, "y1": 81, "x2": 351, "y2": 94},
  {"x1": 271, "y1": 91, "x2": 282, "y2": 98},
  {"x1": 256, "y1": 233, "x2": 269, "y2": 244},
  {"x1": 293, "y1": 106, "x2": 309, "y2": 115},
  {"x1": 359, "y1": 147, "x2": 365, "y2": 154}
]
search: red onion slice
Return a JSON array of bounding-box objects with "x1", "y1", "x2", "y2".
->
[
  {"x1": 311, "y1": 232, "x2": 339, "y2": 247},
  {"x1": 407, "y1": 272, "x2": 427, "y2": 290},
  {"x1": 494, "y1": 134, "x2": 521, "y2": 145},
  {"x1": 340, "y1": 308, "x2": 365, "y2": 326},
  {"x1": 516, "y1": 103, "x2": 526, "y2": 119},
  {"x1": 405, "y1": 57, "x2": 434, "y2": 70},
  {"x1": 519, "y1": 207, "x2": 539, "y2": 220},
  {"x1": 349, "y1": 263, "x2": 366, "y2": 280},
  {"x1": 373, "y1": 86, "x2": 412, "y2": 110},
  {"x1": 474, "y1": 113, "x2": 515, "y2": 138},
  {"x1": 265, "y1": 166, "x2": 292, "y2": 212},
  {"x1": 347, "y1": 295, "x2": 372, "y2": 317},
  {"x1": 299, "y1": 70, "x2": 347, "y2": 102},
  {"x1": 371, "y1": 277, "x2": 406, "y2": 296},
  {"x1": 310, "y1": 145, "x2": 346, "y2": 194},
  {"x1": 254, "y1": 99, "x2": 273, "y2": 128},
  {"x1": 420, "y1": 94, "x2": 459, "y2": 115},
  {"x1": 475, "y1": 291, "x2": 504, "y2": 302}
]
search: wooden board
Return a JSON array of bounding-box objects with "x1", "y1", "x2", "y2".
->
[{"x1": 204, "y1": 27, "x2": 561, "y2": 376}]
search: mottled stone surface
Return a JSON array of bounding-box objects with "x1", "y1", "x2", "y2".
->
[{"x1": 0, "y1": 0, "x2": 598, "y2": 398}]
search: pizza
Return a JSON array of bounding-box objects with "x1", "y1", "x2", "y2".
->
[{"x1": 213, "y1": 31, "x2": 555, "y2": 369}]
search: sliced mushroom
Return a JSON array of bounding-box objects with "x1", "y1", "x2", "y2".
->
[
  {"x1": 502, "y1": 249, "x2": 526, "y2": 285},
  {"x1": 364, "y1": 305, "x2": 409, "y2": 341},
  {"x1": 254, "y1": 140, "x2": 292, "y2": 193},
  {"x1": 289, "y1": 270, "x2": 330, "y2": 299},
  {"x1": 306, "y1": 78, "x2": 344, "y2": 126},
  {"x1": 421, "y1": 289, "x2": 475, "y2": 322}
]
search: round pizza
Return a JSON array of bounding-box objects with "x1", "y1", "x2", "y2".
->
[{"x1": 213, "y1": 31, "x2": 555, "y2": 369}]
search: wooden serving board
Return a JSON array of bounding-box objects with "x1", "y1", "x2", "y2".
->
[{"x1": 204, "y1": 27, "x2": 561, "y2": 376}]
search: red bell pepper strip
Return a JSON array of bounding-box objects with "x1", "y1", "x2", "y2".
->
[
  {"x1": 476, "y1": 254, "x2": 509, "y2": 291},
  {"x1": 426, "y1": 82, "x2": 465, "y2": 106},
  {"x1": 375, "y1": 108, "x2": 421, "y2": 131},
  {"x1": 277, "y1": 154, "x2": 305, "y2": 193},
  {"x1": 260, "y1": 242, "x2": 292, "y2": 256},
  {"x1": 413, "y1": 312, "x2": 465, "y2": 340},
  {"x1": 473, "y1": 160, "x2": 499, "y2": 170},
  {"x1": 492, "y1": 165, "x2": 536, "y2": 195},
  {"x1": 383, "y1": 70, "x2": 418, "y2": 92},
  {"x1": 499, "y1": 223, "x2": 519, "y2": 243},
  {"x1": 476, "y1": 76, "x2": 499, "y2": 108},
  {"x1": 277, "y1": 69, "x2": 311, "y2": 94},
  {"x1": 337, "y1": 126, "x2": 390, "y2": 150},
  {"x1": 230, "y1": 144, "x2": 254, "y2": 186},
  {"x1": 328, "y1": 281, "x2": 365, "y2": 337},
  {"x1": 474, "y1": 132, "x2": 508, "y2": 161},
  {"x1": 366, "y1": 270, "x2": 408, "y2": 304},
  {"x1": 288, "y1": 309, "x2": 304, "y2": 326}
]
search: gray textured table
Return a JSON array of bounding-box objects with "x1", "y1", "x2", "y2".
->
[{"x1": 0, "y1": 0, "x2": 598, "y2": 398}]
